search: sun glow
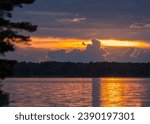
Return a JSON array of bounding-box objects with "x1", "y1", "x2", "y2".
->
[
  {"x1": 16, "y1": 37, "x2": 150, "y2": 50},
  {"x1": 101, "y1": 39, "x2": 150, "y2": 48}
]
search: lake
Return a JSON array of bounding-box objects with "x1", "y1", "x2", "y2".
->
[{"x1": 3, "y1": 78, "x2": 150, "y2": 107}]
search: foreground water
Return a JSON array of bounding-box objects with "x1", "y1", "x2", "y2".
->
[{"x1": 3, "y1": 78, "x2": 150, "y2": 107}]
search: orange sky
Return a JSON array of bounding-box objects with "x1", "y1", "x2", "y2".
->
[{"x1": 16, "y1": 37, "x2": 150, "y2": 50}]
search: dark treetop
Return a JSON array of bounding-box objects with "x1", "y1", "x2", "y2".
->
[{"x1": 0, "y1": 0, "x2": 37, "y2": 78}]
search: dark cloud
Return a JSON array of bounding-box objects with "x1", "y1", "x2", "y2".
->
[
  {"x1": 47, "y1": 39, "x2": 109, "y2": 62},
  {"x1": 12, "y1": 0, "x2": 150, "y2": 41},
  {"x1": 31, "y1": 28, "x2": 150, "y2": 42}
]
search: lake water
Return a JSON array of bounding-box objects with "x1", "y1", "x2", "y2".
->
[{"x1": 3, "y1": 78, "x2": 150, "y2": 107}]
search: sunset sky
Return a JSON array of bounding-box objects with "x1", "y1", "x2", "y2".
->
[{"x1": 4, "y1": 0, "x2": 150, "y2": 62}]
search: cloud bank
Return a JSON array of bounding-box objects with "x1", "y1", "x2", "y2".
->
[
  {"x1": 47, "y1": 39, "x2": 150, "y2": 63},
  {"x1": 47, "y1": 39, "x2": 109, "y2": 62},
  {"x1": 1, "y1": 41, "x2": 150, "y2": 63}
]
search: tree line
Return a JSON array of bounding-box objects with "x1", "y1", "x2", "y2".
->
[{"x1": 13, "y1": 61, "x2": 150, "y2": 77}]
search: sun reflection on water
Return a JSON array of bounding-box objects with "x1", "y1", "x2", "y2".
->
[{"x1": 99, "y1": 78, "x2": 143, "y2": 107}]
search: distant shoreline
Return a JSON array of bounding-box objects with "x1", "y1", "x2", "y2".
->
[{"x1": 13, "y1": 61, "x2": 150, "y2": 78}]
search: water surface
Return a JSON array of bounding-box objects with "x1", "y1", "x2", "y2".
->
[{"x1": 3, "y1": 78, "x2": 150, "y2": 107}]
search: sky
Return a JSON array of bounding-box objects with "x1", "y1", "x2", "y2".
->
[{"x1": 3, "y1": 0, "x2": 150, "y2": 62}]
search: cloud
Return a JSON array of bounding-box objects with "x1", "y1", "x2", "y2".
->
[
  {"x1": 2, "y1": 42, "x2": 150, "y2": 63},
  {"x1": 2, "y1": 47, "x2": 49, "y2": 62},
  {"x1": 129, "y1": 23, "x2": 150, "y2": 29},
  {"x1": 61, "y1": 17, "x2": 86, "y2": 23},
  {"x1": 47, "y1": 39, "x2": 150, "y2": 63},
  {"x1": 12, "y1": 0, "x2": 150, "y2": 41},
  {"x1": 47, "y1": 39, "x2": 109, "y2": 62},
  {"x1": 26, "y1": 11, "x2": 69, "y2": 16},
  {"x1": 113, "y1": 48, "x2": 150, "y2": 62}
]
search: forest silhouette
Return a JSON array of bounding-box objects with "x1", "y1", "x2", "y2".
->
[{"x1": 13, "y1": 61, "x2": 150, "y2": 77}]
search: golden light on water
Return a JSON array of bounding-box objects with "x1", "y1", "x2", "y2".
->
[
  {"x1": 100, "y1": 78, "x2": 143, "y2": 107},
  {"x1": 15, "y1": 37, "x2": 150, "y2": 50}
]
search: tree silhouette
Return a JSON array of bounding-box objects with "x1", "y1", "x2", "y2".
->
[{"x1": 0, "y1": 0, "x2": 37, "y2": 106}]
